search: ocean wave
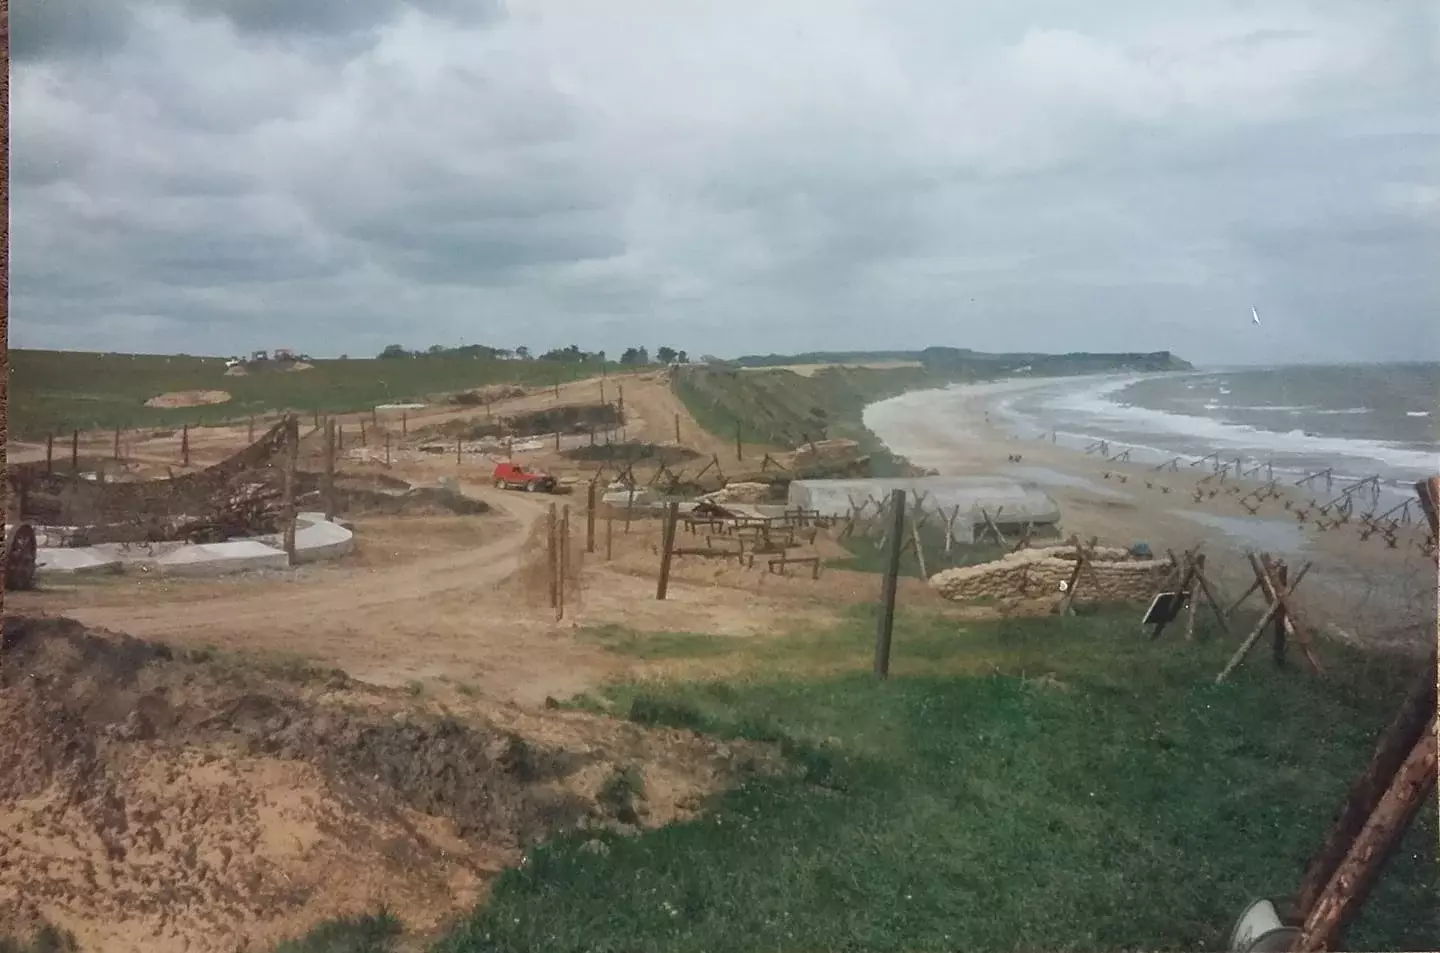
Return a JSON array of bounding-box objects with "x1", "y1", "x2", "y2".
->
[
  {"x1": 1045, "y1": 378, "x2": 1439, "y2": 474},
  {"x1": 1406, "y1": 411, "x2": 1431, "y2": 418}
]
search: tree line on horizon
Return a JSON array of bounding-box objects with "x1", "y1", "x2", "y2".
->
[{"x1": 375, "y1": 343, "x2": 701, "y2": 365}]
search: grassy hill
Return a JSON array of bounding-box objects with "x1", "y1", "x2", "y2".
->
[{"x1": 7, "y1": 350, "x2": 616, "y2": 438}]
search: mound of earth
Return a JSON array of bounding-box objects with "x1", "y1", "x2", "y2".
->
[
  {"x1": 0, "y1": 617, "x2": 781, "y2": 953},
  {"x1": 143, "y1": 390, "x2": 232, "y2": 409}
]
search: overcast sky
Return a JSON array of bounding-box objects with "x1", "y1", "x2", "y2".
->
[{"x1": 10, "y1": 1, "x2": 1439, "y2": 365}]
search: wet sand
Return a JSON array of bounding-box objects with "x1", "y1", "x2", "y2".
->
[{"x1": 865, "y1": 381, "x2": 1437, "y2": 653}]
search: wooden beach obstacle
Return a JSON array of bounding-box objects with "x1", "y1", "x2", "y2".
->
[
  {"x1": 1142, "y1": 547, "x2": 1228, "y2": 641},
  {"x1": 1214, "y1": 552, "x2": 1318, "y2": 683}
]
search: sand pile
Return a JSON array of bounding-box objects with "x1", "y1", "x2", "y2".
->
[
  {"x1": 143, "y1": 390, "x2": 232, "y2": 409},
  {"x1": 0, "y1": 617, "x2": 780, "y2": 952}
]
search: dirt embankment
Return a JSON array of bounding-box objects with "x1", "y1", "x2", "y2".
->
[
  {"x1": 143, "y1": 390, "x2": 232, "y2": 409},
  {"x1": 0, "y1": 617, "x2": 783, "y2": 952}
]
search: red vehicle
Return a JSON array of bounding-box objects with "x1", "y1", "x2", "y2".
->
[{"x1": 492, "y1": 462, "x2": 557, "y2": 493}]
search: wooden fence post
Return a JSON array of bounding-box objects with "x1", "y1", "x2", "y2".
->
[
  {"x1": 547, "y1": 503, "x2": 559, "y2": 609},
  {"x1": 456, "y1": 434, "x2": 461, "y2": 466},
  {"x1": 402, "y1": 411, "x2": 407, "y2": 436},
  {"x1": 385, "y1": 432, "x2": 391, "y2": 466},
  {"x1": 674, "y1": 414, "x2": 681, "y2": 444},
  {"x1": 605, "y1": 504, "x2": 614, "y2": 561},
  {"x1": 248, "y1": 416, "x2": 255, "y2": 442},
  {"x1": 179, "y1": 425, "x2": 189, "y2": 467},
  {"x1": 586, "y1": 481, "x2": 597, "y2": 553},
  {"x1": 874, "y1": 488, "x2": 905, "y2": 679},
  {"x1": 359, "y1": 422, "x2": 367, "y2": 447},
  {"x1": 113, "y1": 426, "x2": 121, "y2": 462},
  {"x1": 72, "y1": 429, "x2": 80, "y2": 471},
  {"x1": 558, "y1": 505, "x2": 570, "y2": 621},
  {"x1": 282, "y1": 416, "x2": 299, "y2": 565},
  {"x1": 45, "y1": 433, "x2": 53, "y2": 474},
  {"x1": 323, "y1": 418, "x2": 337, "y2": 521},
  {"x1": 656, "y1": 500, "x2": 679, "y2": 600},
  {"x1": 735, "y1": 422, "x2": 743, "y2": 461}
]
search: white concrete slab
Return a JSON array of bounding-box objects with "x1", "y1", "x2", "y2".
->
[
  {"x1": 293, "y1": 515, "x2": 355, "y2": 564},
  {"x1": 155, "y1": 539, "x2": 289, "y2": 577},
  {"x1": 36, "y1": 548, "x2": 124, "y2": 576}
]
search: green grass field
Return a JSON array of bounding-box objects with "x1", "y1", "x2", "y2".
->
[
  {"x1": 8, "y1": 350, "x2": 621, "y2": 438},
  {"x1": 424, "y1": 608, "x2": 1439, "y2": 952}
]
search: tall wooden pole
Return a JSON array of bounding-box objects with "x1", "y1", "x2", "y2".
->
[
  {"x1": 547, "y1": 503, "x2": 559, "y2": 609},
  {"x1": 385, "y1": 432, "x2": 391, "y2": 466},
  {"x1": 402, "y1": 411, "x2": 408, "y2": 436},
  {"x1": 674, "y1": 414, "x2": 681, "y2": 444},
  {"x1": 113, "y1": 426, "x2": 121, "y2": 462},
  {"x1": 179, "y1": 425, "x2": 188, "y2": 467},
  {"x1": 874, "y1": 489, "x2": 906, "y2": 679},
  {"x1": 45, "y1": 433, "x2": 53, "y2": 474},
  {"x1": 282, "y1": 416, "x2": 299, "y2": 565},
  {"x1": 558, "y1": 505, "x2": 570, "y2": 621},
  {"x1": 735, "y1": 422, "x2": 743, "y2": 461},
  {"x1": 456, "y1": 434, "x2": 461, "y2": 466},
  {"x1": 323, "y1": 418, "x2": 337, "y2": 521},
  {"x1": 656, "y1": 500, "x2": 679, "y2": 600},
  {"x1": 586, "y1": 481, "x2": 597, "y2": 553},
  {"x1": 71, "y1": 429, "x2": 79, "y2": 470},
  {"x1": 248, "y1": 416, "x2": 255, "y2": 442}
]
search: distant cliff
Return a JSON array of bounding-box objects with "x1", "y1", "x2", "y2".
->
[{"x1": 731, "y1": 348, "x2": 1193, "y2": 374}]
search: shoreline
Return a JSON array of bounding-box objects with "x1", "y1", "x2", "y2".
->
[{"x1": 863, "y1": 378, "x2": 1436, "y2": 654}]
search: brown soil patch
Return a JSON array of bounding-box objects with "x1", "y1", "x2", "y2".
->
[
  {"x1": 0, "y1": 616, "x2": 783, "y2": 952},
  {"x1": 143, "y1": 390, "x2": 232, "y2": 409}
]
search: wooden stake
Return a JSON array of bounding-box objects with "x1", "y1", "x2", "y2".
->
[
  {"x1": 1293, "y1": 731, "x2": 1437, "y2": 952},
  {"x1": 674, "y1": 413, "x2": 681, "y2": 444},
  {"x1": 323, "y1": 418, "x2": 337, "y2": 521},
  {"x1": 547, "y1": 503, "x2": 559, "y2": 609},
  {"x1": 385, "y1": 432, "x2": 391, "y2": 466},
  {"x1": 248, "y1": 416, "x2": 255, "y2": 442},
  {"x1": 456, "y1": 434, "x2": 461, "y2": 465},
  {"x1": 605, "y1": 505, "x2": 614, "y2": 561},
  {"x1": 1215, "y1": 562, "x2": 1311, "y2": 683},
  {"x1": 1271, "y1": 561, "x2": 1289, "y2": 667},
  {"x1": 586, "y1": 481, "x2": 597, "y2": 553},
  {"x1": 360, "y1": 421, "x2": 367, "y2": 447},
  {"x1": 1292, "y1": 652, "x2": 1437, "y2": 921},
  {"x1": 337, "y1": 424, "x2": 344, "y2": 452},
  {"x1": 46, "y1": 433, "x2": 53, "y2": 473},
  {"x1": 910, "y1": 515, "x2": 928, "y2": 580},
  {"x1": 555, "y1": 429, "x2": 561, "y2": 452},
  {"x1": 402, "y1": 411, "x2": 408, "y2": 436},
  {"x1": 656, "y1": 500, "x2": 679, "y2": 600},
  {"x1": 72, "y1": 429, "x2": 80, "y2": 470},
  {"x1": 735, "y1": 422, "x2": 743, "y2": 461},
  {"x1": 282, "y1": 416, "x2": 298, "y2": 565},
  {"x1": 558, "y1": 505, "x2": 570, "y2": 621},
  {"x1": 874, "y1": 489, "x2": 906, "y2": 680},
  {"x1": 113, "y1": 426, "x2": 121, "y2": 462}
]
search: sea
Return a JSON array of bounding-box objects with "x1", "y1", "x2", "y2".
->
[{"x1": 988, "y1": 362, "x2": 1440, "y2": 510}]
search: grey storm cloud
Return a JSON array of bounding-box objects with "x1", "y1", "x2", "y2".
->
[{"x1": 9, "y1": 0, "x2": 1440, "y2": 363}]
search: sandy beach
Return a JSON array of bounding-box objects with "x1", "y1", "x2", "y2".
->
[{"x1": 865, "y1": 379, "x2": 1437, "y2": 653}]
